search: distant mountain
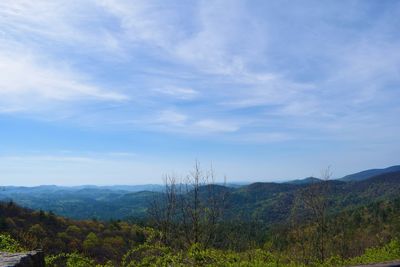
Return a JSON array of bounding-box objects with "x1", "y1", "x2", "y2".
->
[
  {"x1": 0, "y1": 184, "x2": 164, "y2": 193},
  {"x1": 94, "y1": 184, "x2": 165, "y2": 192},
  {"x1": 2, "y1": 167, "x2": 400, "y2": 223},
  {"x1": 285, "y1": 177, "x2": 322, "y2": 185},
  {"x1": 224, "y1": 171, "x2": 400, "y2": 225},
  {"x1": 339, "y1": 165, "x2": 400, "y2": 182}
]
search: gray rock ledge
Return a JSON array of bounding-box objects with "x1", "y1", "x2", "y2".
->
[{"x1": 0, "y1": 251, "x2": 44, "y2": 267}]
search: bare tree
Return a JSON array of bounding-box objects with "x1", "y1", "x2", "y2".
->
[
  {"x1": 148, "y1": 174, "x2": 178, "y2": 246},
  {"x1": 297, "y1": 167, "x2": 332, "y2": 262},
  {"x1": 148, "y1": 161, "x2": 227, "y2": 249}
]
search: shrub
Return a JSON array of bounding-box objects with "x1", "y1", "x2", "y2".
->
[
  {"x1": 346, "y1": 239, "x2": 400, "y2": 265},
  {"x1": 0, "y1": 233, "x2": 23, "y2": 252}
]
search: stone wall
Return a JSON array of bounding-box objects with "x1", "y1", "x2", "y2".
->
[{"x1": 0, "y1": 251, "x2": 44, "y2": 267}]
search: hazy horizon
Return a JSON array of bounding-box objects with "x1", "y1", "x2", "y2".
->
[
  {"x1": 1, "y1": 164, "x2": 399, "y2": 187},
  {"x1": 1, "y1": 1, "x2": 399, "y2": 185}
]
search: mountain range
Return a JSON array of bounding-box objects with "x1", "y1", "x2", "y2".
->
[
  {"x1": 1, "y1": 165, "x2": 399, "y2": 223},
  {"x1": 338, "y1": 165, "x2": 400, "y2": 182}
]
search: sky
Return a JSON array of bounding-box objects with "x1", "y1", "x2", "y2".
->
[{"x1": 0, "y1": 0, "x2": 399, "y2": 186}]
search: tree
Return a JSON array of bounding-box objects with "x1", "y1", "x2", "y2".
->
[
  {"x1": 300, "y1": 167, "x2": 332, "y2": 262},
  {"x1": 29, "y1": 224, "x2": 46, "y2": 239},
  {"x1": 290, "y1": 167, "x2": 332, "y2": 263},
  {"x1": 83, "y1": 232, "x2": 101, "y2": 256},
  {"x1": 148, "y1": 161, "x2": 227, "y2": 249},
  {"x1": 148, "y1": 173, "x2": 178, "y2": 246}
]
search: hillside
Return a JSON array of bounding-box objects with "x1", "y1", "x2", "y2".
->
[
  {"x1": 1, "y1": 168, "x2": 400, "y2": 266},
  {"x1": 339, "y1": 165, "x2": 400, "y2": 182},
  {"x1": 2, "y1": 170, "x2": 400, "y2": 227},
  {"x1": 222, "y1": 170, "x2": 400, "y2": 226},
  {"x1": 285, "y1": 177, "x2": 322, "y2": 185},
  {"x1": 0, "y1": 187, "x2": 158, "y2": 220},
  {"x1": 1, "y1": 191, "x2": 400, "y2": 266},
  {"x1": 0, "y1": 201, "x2": 150, "y2": 265}
]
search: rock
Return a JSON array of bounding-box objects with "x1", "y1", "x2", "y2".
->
[
  {"x1": 0, "y1": 251, "x2": 45, "y2": 267},
  {"x1": 351, "y1": 261, "x2": 400, "y2": 267}
]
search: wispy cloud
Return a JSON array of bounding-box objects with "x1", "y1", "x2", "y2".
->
[
  {"x1": 0, "y1": 150, "x2": 138, "y2": 162},
  {"x1": 193, "y1": 119, "x2": 239, "y2": 133},
  {"x1": 0, "y1": 49, "x2": 128, "y2": 113},
  {"x1": 156, "y1": 110, "x2": 188, "y2": 127},
  {"x1": 0, "y1": 0, "x2": 399, "y2": 143},
  {"x1": 0, "y1": 1, "x2": 128, "y2": 115},
  {"x1": 0, "y1": 155, "x2": 96, "y2": 163},
  {"x1": 152, "y1": 87, "x2": 199, "y2": 100}
]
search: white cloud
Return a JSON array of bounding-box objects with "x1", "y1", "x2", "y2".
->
[
  {"x1": 173, "y1": 0, "x2": 265, "y2": 76},
  {"x1": 0, "y1": 50, "x2": 127, "y2": 113},
  {"x1": 0, "y1": 151, "x2": 138, "y2": 163},
  {"x1": 156, "y1": 110, "x2": 188, "y2": 126},
  {"x1": 0, "y1": 0, "x2": 398, "y2": 142},
  {"x1": 0, "y1": 1, "x2": 126, "y2": 55},
  {"x1": 95, "y1": 0, "x2": 178, "y2": 44},
  {"x1": 233, "y1": 132, "x2": 293, "y2": 143},
  {"x1": 153, "y1": 86, "x2": 199, "y2": 100},
  {"x1": 0, "y1": 155, "x2": 96, "y2": 163},
  {"x1": 96, "y1": 0, "x2": 266, "y2": 76},
  {"x1": 193, "y1": 119, "x2": 239, "y2": 133}
]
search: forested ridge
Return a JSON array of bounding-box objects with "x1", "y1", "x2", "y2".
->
[
  {"x1": 1, "y1": 166, "x2": 400, "y2": 223},
  {"x1": 1, "y1": 169, "x2": 400, "y2": 266}
]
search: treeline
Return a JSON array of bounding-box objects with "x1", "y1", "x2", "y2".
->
[
  {"x1": 1, "y1": 196, "x2": 400, "y2": 266},
  {"x1": 0, "y1": 201, "x2": 150, "y2": 265},
  {"x1": 1, "y1": 165, "x2": 400, "y2": 266},
  {"x1": 143, "y1": 166, "x2": 400, "y2": 265},
  {"x1": 273, "y1": 196, "x2": 400, "y2": 265}
]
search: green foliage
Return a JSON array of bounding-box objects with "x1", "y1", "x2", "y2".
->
[
  {"x1": 0, "y1": 201, "x2": 150, "y2": 263},
  {"x1": 42, "y1": 239, "x2": 400, "y2": 267},
  {"x1": 28, "y1": 223, "x2": 46, "y2": 238},
  {"x1": 0, "y1": 233, "x2": 23, "y2": 252},
  {"x1": 2, "y1": 171, "x2": 400, "y2": 266},
  {"x1": 121, "y1": 242, "x2": 304, "y2": 267},
  {"x1": 2, "y1": 198, "x2": 400, "y2": 267},
  {"x1": 46, "y1": 253, "x2": 113, "y2": 267},
  {"x1": 346, "y1": 239, "x2": 400, "y2": 265},
  {"x1": 122, "y1": 243, "x2": 171, "y2": 266},
  {"x1": 2, "y1": 171, "x2": 400, "y2": 225},
  {"x1": 0, "y1": 187, "x2": 158, "y2": 220},
  {"x1": 83, "y1": 232, "x2": 101, "y2": 251}
]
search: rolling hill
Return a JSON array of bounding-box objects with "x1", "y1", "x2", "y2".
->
[
  {"x1": 1, "y1": 168, "x2": 399, "y2": 224},
  {"x1": 339, "y1": 165, "x2": 400, "y2": 182}
]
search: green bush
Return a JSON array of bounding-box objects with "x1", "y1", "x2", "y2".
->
[
  {"x1": 46, "y1": 253, "x2": 113, "y2": 267},
  {"x1": 346, "y1": 239, "x2": 400, "y2": 265},
  {"x1": 0, "y1": 233, "x2": 23, "y2": 252}
]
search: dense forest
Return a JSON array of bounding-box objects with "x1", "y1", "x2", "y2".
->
[
  {"x1": 1, "y1": 166, "x2": 400, "y2": 266},
  {"x1": 1, "y1": 165, "x2": 399, "y2": 222}
]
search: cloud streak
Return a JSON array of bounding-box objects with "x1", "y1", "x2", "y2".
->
[
  {"x1": 0, "y1": 0, "x2": 398, "y2": 143},
  {"x1": 0, "y1": 49, "x2": 128, "y2": 114}
]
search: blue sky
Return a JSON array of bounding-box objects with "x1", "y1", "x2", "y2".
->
[{"x1": 0, "y1": 0, "x2": 399, "y2": 185}]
